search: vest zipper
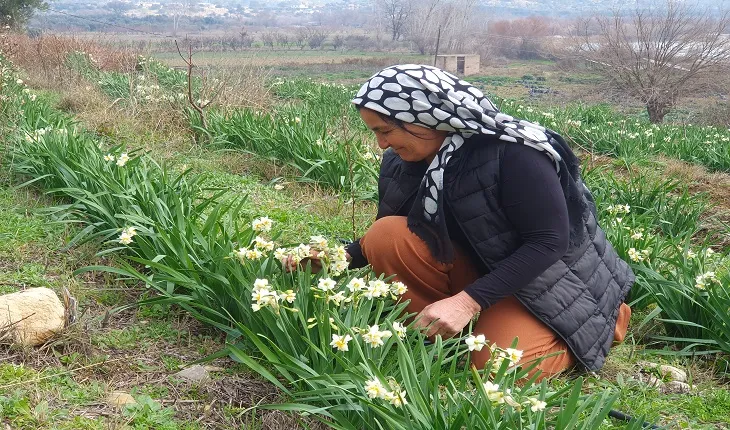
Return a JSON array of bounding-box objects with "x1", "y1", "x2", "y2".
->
[{"x1": 443, "y1": 199, "x2": 591, "y2": 370}]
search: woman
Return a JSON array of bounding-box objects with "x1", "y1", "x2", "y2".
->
[{"x1": 293, "y1": 64, "x2": 633, "y2": 378}]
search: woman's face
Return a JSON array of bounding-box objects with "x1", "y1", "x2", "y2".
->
[{"x1": 359, "y1": 108, "x2": 447, "y2": 163}]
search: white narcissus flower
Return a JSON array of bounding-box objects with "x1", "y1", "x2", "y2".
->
[
  {"x1": 630, "y1": 231, "x2": 643, "y2": 240},
  {"x1": 274, "y1": 247, "x2": 288, "y2": 261},
  {"x1": 384, "y1": 390, "x2": 408, "y2": 407},
  {"x1": 16, "y1": 78, "x2": 23, "y2": 84},
  {"x1": 116, "y1": 153, "x2": 130, "y2": 166},
  {"x1": 118, "y1": 232, "x2": 134, "y2": 245},
  {"x1": 465, "y1": 334, "x2": 487, "y2": 352},
  {"x1": 273, "y1": 184, "x2": 285, "y2": 190},
  {"x1": 296, "y1": 243, "x2": 311, "y2": 259},
  {"x1": 365, "y1": 279, "x2": 389, "y2": 299},
  {"x1": 253, "y1": 278, "x2": 270, "y2": 292},
  {"x1": 330, "y1": 333, "x2": 352, "y2": 352},
  {"x1": 253, "y1": 236, "x2": 274, "y2": 252},
  {"x1": 329, "y1": 259, "x2": 349, "y2": 276},
  {"x1": 361, "y1": 324, "x2": 391, "y2": 348},
  {"x1": 118, "y1": 226, "x2": 137, "y2": 245},
  {"x1": 504, "y1": 348, "x2": 523, "y2": 366},
  {"x1": 390, "y1": 281, "x2": 408, "y2": 296},
  {"x1": 482, "y1": 381, "x2": 508, "y2": 404},
  {"x1": 279, "y1": 290, "x2": 296, "y2": 303},
  {"x1": 104, "y1": 154, "x2": 115, "y2": 162},
  {"x1": 392, "y1": 321, "x2": 407, "y2": 339},
  {"x1": 251, "y1": 288, "x2": 273, "y2": 304},
  {"x1": 234, "y1": 247, "x2": 247, "y2": 262},
  {"x1": 310, "y1": 235, "x2": 328, "y2": 250},
  {"x1": 294, "y1": 116, "x2": 301, "y2": 124},
  {"x1": 364, "y1": 379, "x2": 386, "y2": 399},
  {"x1": 328, "y1": 291, "x2": 348, "y2": 305},
  {"x1": 318, "y1": 277, "x2": 336, "y2": 292},
  {"x1": 527, "y1": 397, "x2": 547, "y2": 412},
  {"x1": 245, "y1": 248, "x2": 263, "y2": 260},
  {"x1": 347, "y1": 277, "x2": 366, "y2": 292},
  {"x1": 251, "y1": 216, "x2": 273, "y2": 232},
  {"x1": 628, "y1": 248, "x2": 643, "y2": 262}
]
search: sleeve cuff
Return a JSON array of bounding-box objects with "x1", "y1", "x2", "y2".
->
[
  {"x1": 345, "y1": 239, "x2": 368, "y2": 269},
  {"x1": 463, "y1": 285, "x2": 490, "y2": 311}
]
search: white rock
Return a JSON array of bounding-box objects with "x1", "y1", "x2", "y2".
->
[
  {"x1": 0, "y1": 288, "x2": 65, "y2": 346},
  {"x1": 638, "y1": 361, "x2": 687, "y2": 382},
  {"x1": 658, "y1": 365, "x2": 687, "y2": 383},
  {"x1": 107, "y1": 391, "x2": 137, "y2": 408},
  {"x1": 636, "y1": 373, "x2": 664, "y2": 388},
  {"x1": 174, "y1": 364, "x2": 210, "y2": 383},
  {"x1": 660, "y1": 380, "x2": 694, "y2": 394}
]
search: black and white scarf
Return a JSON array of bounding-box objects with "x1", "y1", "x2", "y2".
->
[{"x1": 353, "y1": 64, "x2": 587, "y2": 263}]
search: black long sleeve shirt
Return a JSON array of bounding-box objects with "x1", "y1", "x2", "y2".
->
[{"x1": 346, "y1": 143, "x2": 570, "y2": 310}]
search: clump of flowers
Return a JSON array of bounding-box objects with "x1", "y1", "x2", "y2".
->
[
  {"x1": 361, "y1": 324, "x2": 393, "y2": 348},
  {"x1": 250, "y1": 278, "x2": 297, "y2": 313},
  {"x1": 274, "y1": 235, "x2": 350, "y2": 276},
  {"x1": 116, "y1": 153, "x2": 130, "y2": 167},
  {"x1": 251, "y1": 216, "x2": 273, "y2": 232},
  {"x1": 695, "y1": 272, "x2": 720, "y2": 290},
  {"x1": 118, "y1": 226, "x2": 137, "y2": 245},
  {"x1": 479, "y1": 377, "x2": 547, "y2": 412},
  {"x1": 628, "y1": 248, "x2": 650, "y2": 263},
  {"x1": 234, "y1": 217, "x2": 276, "y2": 262},
  {"x1": 363, "y1": 378, "x2": 408, "y2": 408},
  {"x1": 464, "y1": 334, "x2": 525, "y2": 373}
]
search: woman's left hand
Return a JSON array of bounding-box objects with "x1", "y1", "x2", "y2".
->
[{"x1": 413, "y1": 291, "x2": 481, "y2": 339}]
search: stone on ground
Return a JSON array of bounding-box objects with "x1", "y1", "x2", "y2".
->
[
  {"x1": 106, "y1": 391, "x2": 137, "y2": 408},
  {"x1": 174, "y1": 364, "x2": 211, "y2": 383},
  {"x1": 0, "y1": 287, "x2": 66, "y2": 346}
]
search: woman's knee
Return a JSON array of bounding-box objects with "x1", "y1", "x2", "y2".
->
[{"x1": 360, "y1": 216, "x2": 410, "y2": 256}]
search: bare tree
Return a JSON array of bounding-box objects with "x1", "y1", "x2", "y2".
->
[
  {"x1": 485, "y1": 17, "x2": 555, "y2": 60},
  {"x1": 305, "y1": 27, "x2": 329, "y2": 49},
  {"x1": 294, "y1": 27, "x2": 308, "y2": 49},
  {"x1": 261, "y1": 31, "x2": 277, "y2": 48},
  {"x1": 275, "y1": 31, "x2": 290, "y2": 48},
  {"x1": 572, "y1": 1, "x2": 730, "y2": 123},
  {"x1": 407, "y1": 0, "x2": 442, "y2": 54},
  {"x1": 332, "y1": 33, "x2": 345, "y2": 51},
  {"x1": 379, "y1": 0, "x2": 411, "y2": 41}
]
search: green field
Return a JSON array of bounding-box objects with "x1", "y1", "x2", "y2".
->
[{"x1": 2, "y1": 44, "x2": 730, "y2": 429}]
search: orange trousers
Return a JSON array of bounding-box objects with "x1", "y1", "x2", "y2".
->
[{"x1": 360, "y1": 216, "x2": 631, "y2": 379}]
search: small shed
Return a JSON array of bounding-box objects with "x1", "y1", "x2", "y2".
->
[{"x1": 435, "y1": 54, "x2": 480, "y2": 76}]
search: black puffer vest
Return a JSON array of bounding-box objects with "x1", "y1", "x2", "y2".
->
[{"x1": 376, "y1": 142, "x2": 634, "y2": 371}]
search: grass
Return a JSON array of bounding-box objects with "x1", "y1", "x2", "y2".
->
[
  {"x1": 0, "y1": 178, "x2": 232, "y2": 429},
  {"x1": 4, "y1": 46, "x2": 730, "y2": 429}
]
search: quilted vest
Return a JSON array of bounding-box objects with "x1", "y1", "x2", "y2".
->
[{"x1": 376, "y1": 141, "x2": 634, "y2": 371}]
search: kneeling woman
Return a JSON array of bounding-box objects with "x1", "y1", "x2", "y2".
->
[{"x1": 305, "y1": 65, "x2": 632, "y2": 378}]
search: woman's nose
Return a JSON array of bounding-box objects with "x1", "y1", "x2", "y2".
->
[{"x1": 376, "y1": 135, "x2": 390, "y2": 150}]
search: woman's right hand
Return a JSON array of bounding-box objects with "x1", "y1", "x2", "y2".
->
[{"x1": 283, "y1": 250, "x2": 323, "y2": 274}]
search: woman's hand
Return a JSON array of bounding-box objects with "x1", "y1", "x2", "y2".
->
[
  {"x1": 413, "y1": 291, "x2": 481, "y2": 338},
  {"x1": 283, "y1": 250, "x2": 323, "y2": 273},
  {"x1": 282, "y1": 250, "x2": 351, "y2": 274}
]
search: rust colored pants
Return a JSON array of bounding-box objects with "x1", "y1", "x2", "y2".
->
[{"x1": 360, "y1": 216, "x2": 631, "y2": 379}]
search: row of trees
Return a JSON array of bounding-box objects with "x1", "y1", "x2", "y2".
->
[{"x1": 6, "y1": 0, "x2": 730, "y2": 124}]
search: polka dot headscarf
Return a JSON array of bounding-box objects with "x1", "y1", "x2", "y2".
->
[{"x1": 353, "y1": 64, "x2": 588, "y2": 262}]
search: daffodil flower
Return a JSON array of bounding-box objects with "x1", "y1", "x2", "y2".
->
[
  {"x1": 330, "y1": 333, "x2": 352, "y2": 352},
  {"x1": 465, "y1": 334, "x2": 487, "y2": 351},
  {"x1": 251, "y1": 216, "x2": 273, "y2": 232}
]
